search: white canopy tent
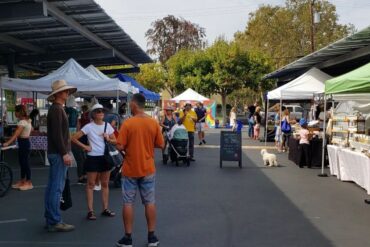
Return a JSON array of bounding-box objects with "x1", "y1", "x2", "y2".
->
[
  {"x1": 267, "y1": 68, "x2": 331, "y2": 100},
  {"x1": 0, "y1": 58, "x2": 132, "y2": 98},
  {"x1": 85, "y1": 65, "x2": 139, "y2": 94},
  {"x1": 264, "y1": 68, "x2": 332, "y2": 146},
  {"x1": 171, "y1": 88, "x2": 209, "y2": 102}
]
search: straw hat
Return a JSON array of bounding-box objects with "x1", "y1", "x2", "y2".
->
[{"x1": 47, "y1": 80, "x2": 77, "y2": 101}]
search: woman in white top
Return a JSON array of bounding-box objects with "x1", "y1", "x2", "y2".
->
[
  {"x1": 4, "y1": 105, "x2": 33, "y2": 190},
  {"x1": 72, "y1": 104, "x2": 117, "y2": 220},
  {"x1": 229, "y1": 107, "x2": 237, "y2": 131}
]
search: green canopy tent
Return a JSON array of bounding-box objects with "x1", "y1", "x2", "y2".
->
[
  {"x1": 319, "y1": 62, "x2": 370, "y2": 176},
  {"x1": 325, "y1": 62, "x2": 370, "y2": 101}
]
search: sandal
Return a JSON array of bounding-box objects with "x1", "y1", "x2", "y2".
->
[
  {"x1": 87, "y1": 211, "x2": 97, "y2": 220},
  {"x1": 101, "y1": 209, "x2": 116, "y2": 217}
]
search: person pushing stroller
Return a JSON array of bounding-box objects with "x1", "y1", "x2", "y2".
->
[{"x1": 165, "y1": 120, "x2": 190, "y2": 166}]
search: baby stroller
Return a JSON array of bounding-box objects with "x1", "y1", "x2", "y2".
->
[
  {"x1": 163, "y1": 127, "x2": 190, "y2": 166},
  {"x1": 110, "y1": 151, "x2": 125, "y2": 188}
]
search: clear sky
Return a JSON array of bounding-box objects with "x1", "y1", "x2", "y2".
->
[{"x1": 95, "y1": 0, "x2": 369, "y2": 54}]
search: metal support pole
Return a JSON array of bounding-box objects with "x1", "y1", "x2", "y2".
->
[{"x1": 318, "y1": 95, "x2": 328, "y2": 177}]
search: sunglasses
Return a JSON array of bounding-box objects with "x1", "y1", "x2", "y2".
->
[{"x1": 94, "y1": 109, "x2": 104, "y2": 114}]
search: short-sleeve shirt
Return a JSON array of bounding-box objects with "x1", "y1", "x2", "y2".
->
[
  {"x1": 117, "y1": 115, "x2": 164, "y2": 177},
  {"x1": 195, "y1": 107, "x2": 207, "y2": 123},
  {"x1": 299, "y1": 128, "x2": 310, "y2": 144},
  {"x1": 18, "y1": 119, "x2": 32, "y2": 138},
  {"x1": 81, "y1": 122, "x2": 114, "y2": 156},
  {"x1": 179, "y1": 110, "x2": 197, "y2": 132}
]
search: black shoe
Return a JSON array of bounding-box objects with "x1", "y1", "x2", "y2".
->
[
  {"x1": 190, "y1": 158, "x2": 195, "y2": 162},
  {"x1": 202, "y1": 140, "x2": 206, "y2": 144},
  {"x1": 116, "y1": 236, "x2": 132, "y2": 247},
  {"x1": 199, "y1": 142, "x2": 202, "y2": 145},
  {"x1": 148, "y1": 234, "x2": 160, "y2": 247},
  {"x1": 299, "y1": 165, "x2": 303, "y2": 168},
  {"x1": 365, "y1": 199, "x2": 370, "y2": 204}
]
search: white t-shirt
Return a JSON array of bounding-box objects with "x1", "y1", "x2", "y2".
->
[
  {"x1": 81, "y1": 122, "x2": 114, "y2": 156},
  {"x1": 18, "y1": 119, "x2": 32, "y2": 138}
]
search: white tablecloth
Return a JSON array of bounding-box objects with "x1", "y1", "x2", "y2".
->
[
  {"x1": 327, "y1": 145, "x2": 341, "y2": 179},
  {"x1": 337, "y1": 148, "x2": 370, "y2": 194}
]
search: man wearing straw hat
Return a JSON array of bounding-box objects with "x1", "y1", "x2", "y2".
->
[{"x1": 44, "y1": 79, "x2": 77, "y2": 232}]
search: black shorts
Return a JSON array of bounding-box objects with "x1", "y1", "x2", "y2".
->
[{"x1": 84, "y1": 155, "x2": 111, "y2": 173}]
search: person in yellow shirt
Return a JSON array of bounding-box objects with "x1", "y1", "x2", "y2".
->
[{"x1": 179, "y1": 101, "x2": 197, "y2": 161}]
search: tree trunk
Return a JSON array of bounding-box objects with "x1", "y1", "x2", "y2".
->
[{"x1": 221, "y1": 92, "x2": 227, "y2": 127}]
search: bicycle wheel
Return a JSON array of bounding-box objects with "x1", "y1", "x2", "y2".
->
[{"x1": 0, "y1": 163, "x2": 13, "y2": 197}]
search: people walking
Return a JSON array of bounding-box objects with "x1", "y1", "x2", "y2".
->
[
  {"x1": 72, "y1": 103, "x2": 117, "y2": 220},
  {"x1": 179, "y1": 101, "x2": 197, "y2": 161},
  {"x1": 116, "y1": 93, "x2": 164, "y2": 247},
  {"x1": 253, "y1": 106, "x2": 262, "y2": 140},
  {"x1": 229, "y1": 107, "x2": 237, "y2": 131},
  {"x1": 3, "y1": 105, "x2": 33, "y2": 190},
  {"x1": 195, "y1": 102, "x2": 207, "y2": 145},
  {"x1": 160, "y1": 106, "x2": 176, "y2": 160},
  {"x1": 44, "y1": 79, "x2": 76, "y2": 232},
  {"x1": 248, "y1": 102, "x2": 257, "y2": 138}
]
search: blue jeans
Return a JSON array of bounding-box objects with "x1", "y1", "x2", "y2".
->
[
  {"x1": 44, "y1": 154, "x2": 68, "y2": 226},
  {"x1": 248, "y1": 119, "x2": 254, "y2": 137}
]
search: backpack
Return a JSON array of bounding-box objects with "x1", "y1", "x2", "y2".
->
[{"x1": 281, "y1": 119, "x2": 291, "y2": 133}]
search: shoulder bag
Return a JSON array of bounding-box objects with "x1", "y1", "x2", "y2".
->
[{"x1": 104, "y1": 122, "x2": 124, "y2": 169}]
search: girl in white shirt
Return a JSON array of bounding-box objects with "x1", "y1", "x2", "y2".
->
[
  {"x1": 4, "y1": 105, "x2": 33, "y2": 190},
  {"x1": 72, "y1": 104, "x2": 117, "y2": 220}
]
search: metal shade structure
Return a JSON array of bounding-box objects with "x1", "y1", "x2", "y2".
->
[
  {"x1": 264, "y1": 26, "x2": 370, "y2": 81},
  {"x1": 0, "y1": 0, "x2": 151, "y2": 74}
]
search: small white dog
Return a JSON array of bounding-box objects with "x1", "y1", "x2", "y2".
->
[{"x1": 261, "y1": 149, "x2": 278, "y2": 167}]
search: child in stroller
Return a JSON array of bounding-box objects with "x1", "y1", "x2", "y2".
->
[{"x1": 163, "y1": 120, "x2": 190, "y2": 166}]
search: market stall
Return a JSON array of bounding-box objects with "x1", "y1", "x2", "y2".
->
[
  {"x1": 266, "y1": 68, "x2": 331, "y2": 165},
  {"x1": 324, "y1": 62, "x2": 370, "y2": 190},
  {"x1": 0, "y1": 59, "x2": 135, "y2": 164}
]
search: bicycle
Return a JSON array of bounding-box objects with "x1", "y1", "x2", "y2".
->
[{"x1": 0, "y1": 145, "x2": 16, "y2": 197}]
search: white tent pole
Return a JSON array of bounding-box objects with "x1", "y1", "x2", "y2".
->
[
  {"x1": 319, "y1": 95, "x2": 328, "y2": 177},
  {"x1": 264, "y1": 99, "x2": 269, "y2": 146}
]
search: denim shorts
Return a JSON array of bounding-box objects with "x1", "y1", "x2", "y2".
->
[{"x1": 121, "y1": 174, "x2": 155, "y2": 205}]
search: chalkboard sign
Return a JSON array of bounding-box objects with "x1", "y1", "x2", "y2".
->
[{"x1": 220, "y1": 131, "x2": 242, "y2": 168}]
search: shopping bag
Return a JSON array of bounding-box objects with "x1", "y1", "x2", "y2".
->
[{"x1": 60, "y1": 174, "x2": 72, "y2": 211}]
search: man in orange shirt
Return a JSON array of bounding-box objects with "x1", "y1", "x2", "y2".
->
[{"x1": 116, "y1": 93, "x2": 164, "y2": 247}]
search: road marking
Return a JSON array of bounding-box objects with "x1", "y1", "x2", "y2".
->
[
  {"x1": 195, "y1": 145, "x2": 276, "y2": 150},
  {"x1": 0, "y1": 218, "x2": 27, "y2": 224}
]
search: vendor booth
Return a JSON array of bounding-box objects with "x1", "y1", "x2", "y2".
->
[
  {"x1": 266, "y1": 68, "x2": 332, "y2": 167},
  {"x1": 324, "y1": 62, "x2": 370, "y2": 193},
  {"x1": 0, "y1": 59, "x2": 136, "y2": 165}
]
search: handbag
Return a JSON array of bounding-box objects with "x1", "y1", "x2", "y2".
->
[
  {"x1": 60, "y1": 172, "x2": 72, "y2": 211},
  {"x1": 281, "y1": 119, "x2": 292, "y2": 133},
  {"x1": 104, "y1": 122, "x2": 124, "y2": 169}
]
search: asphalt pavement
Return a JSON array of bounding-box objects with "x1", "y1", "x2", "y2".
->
[{"x1": 1, "y1": 129, "x2": 370, "y2": 247}]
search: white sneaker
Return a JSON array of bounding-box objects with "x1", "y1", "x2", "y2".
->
[{"x1": 94, "y1": 184, "x2": 101, "y2": 191}]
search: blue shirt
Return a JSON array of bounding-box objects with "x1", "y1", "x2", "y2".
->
[{"x1": 195, "y1": 107, "x2": 207, "y2": 123}]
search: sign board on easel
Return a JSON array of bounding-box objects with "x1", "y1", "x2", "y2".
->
[{"x1": 220, "y1": 131, "x2": 242, "y2": 168}]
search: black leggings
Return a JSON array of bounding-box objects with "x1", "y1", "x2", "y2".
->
[
  {"x1": 18, "y1": 138, "x2": 31, "y2": 180},
  {"x1": 299, "y1": 143, "x2": 311, "y2": 167}
]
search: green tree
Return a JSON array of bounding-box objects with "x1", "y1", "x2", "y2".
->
[
  {"x1": 235, "y1": 0, "x2": 354, "y2": 69},
  {"x1": 206, "y1": 39, "x2": 259, "y2": 125},
  {"x1": 146, "y1": 15, "x2": 206, "y2": 64},
  {"x1": 130, "y1": 63, "x2": 166, "y2": 93}
]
